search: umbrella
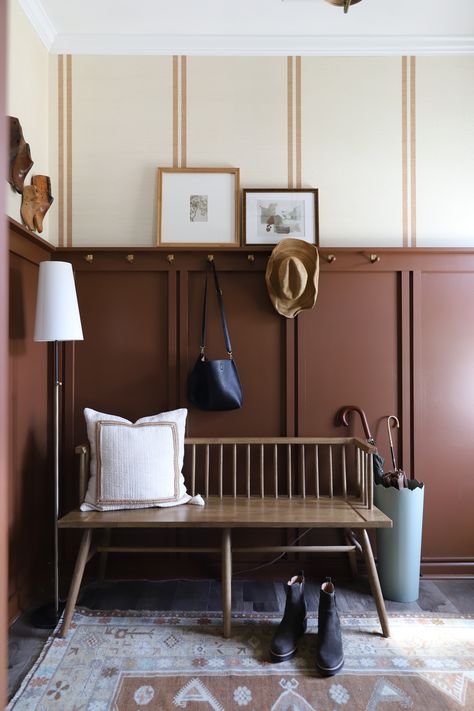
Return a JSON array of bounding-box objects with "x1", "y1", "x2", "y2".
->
[
  {"x1": 382, "y1": 415, "x2": 423, "y2": 490},
  {"x1": 340, "y1": 405, "x2": 385, "y2": 484}
]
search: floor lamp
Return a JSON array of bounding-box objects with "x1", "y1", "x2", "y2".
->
[{"x1": 32, "y1": 261, "x2": 84, "y2": 627}]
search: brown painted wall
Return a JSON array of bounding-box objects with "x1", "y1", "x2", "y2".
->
[
  {"x1": 1, "y1": 0, "x2": 9, "y2": 698},
  {"x1": 7, "y1": 233, "x2": 474, "y2": 624},
  {"x1": 54, "y1": 247, "x2": 474, "y2": 578},
  {"x1": 8, "y1": 221, "x2": 53, "y2": 621}
]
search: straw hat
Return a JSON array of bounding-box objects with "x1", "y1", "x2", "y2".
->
[{"x1": 265, "y1": 239, "x2": 320, "y2": 318}]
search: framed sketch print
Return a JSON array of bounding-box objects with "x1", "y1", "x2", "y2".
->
[
  {"x1": 157, "y1": 167, "x2": 240, "y2": 247},
  {"x1": 243, "y1": 188, "x2": 319, "y2": 246}
]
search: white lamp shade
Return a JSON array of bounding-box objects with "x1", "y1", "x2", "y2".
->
[{"x1": 34, "y1": 261, "x2": 84, "y2": 342}]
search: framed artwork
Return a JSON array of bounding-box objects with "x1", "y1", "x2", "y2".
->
[
  {"x1": 157, "y1": 167, "x2": 240, "y2": 247},
  {"x1": 243, "y1": 188, "x2": 319, "y2": 246}
]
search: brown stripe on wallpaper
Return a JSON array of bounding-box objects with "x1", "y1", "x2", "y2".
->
[
  {"x1": 66, "y1": 55, "x2": 73, "y2": 247},
  {"x1": 410, "y1": 56, "x2": 417, "y2": 247},
  {"x1": 287, "y1": 57, "x2": 302, "y2": 189},
  {"x1": 173, "y1": 55, "x2": 179, "y2": 167},
  {"x1": 287, "y1": 57, "x2": 294, "y2": 189},
  {"x1": 173, "y1": 56, "x2": 187, "y2": 168},
  {"x1": 57, "y1": 55, "x2": 64, "y2": 248},
  {"x1": 295, "y1": 56, "x2": 302, "y2": 189}
]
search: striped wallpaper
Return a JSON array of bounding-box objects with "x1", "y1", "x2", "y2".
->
[{"x1": 51, "y1": 55, "x2": 474, "y2": 248}]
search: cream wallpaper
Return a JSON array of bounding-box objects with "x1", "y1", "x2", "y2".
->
[
  {"x1": 6, "y1": 3, "x2": 474, "y2": 248},
  {"x1": 54, "y1": 54, "x2": 474, "y2": 248},
  {"x1": 6, "y1": 0, "x2": 51, "y2": 239}
]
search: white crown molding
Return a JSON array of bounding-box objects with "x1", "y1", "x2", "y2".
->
[
  {"x1": 17, "y1": 0, "x2": 56, "y2": 50},
  {"x1": 49, "y1": 33, "x2": 474, "y2": 56}
]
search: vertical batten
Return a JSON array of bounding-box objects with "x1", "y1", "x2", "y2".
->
[
  {"x1": 342, "y1": 445, "x2": 347, "y2": 499},
  {"x1": 260, "y1": 444, "x2": 265, "y2": 498},
  {"x1": 191, "y1": 444, "x2": 196, "y2": 497},
  {"x1": 219, "y1": 444, "x2": 223, "y2": 498},
  {"x1": 205, "y1": 444, "x2": 210, "y2": 498},
  {"x1": 274, "y1": 444, "x2": 278, "y2": 498},
  {"x1": 246, "y1": 444, "x2": 251, "y2": 498},
  {"x1": 232, "y1": 444, "x2": 237, "y2": 498},
  {"x1": 287, "y1": 444, "x2": 292, "y2": 498},
  {"x1": 329, "y1": 445, "x2": 334, "y2": 498}
]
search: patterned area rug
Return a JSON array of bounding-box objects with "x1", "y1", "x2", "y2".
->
[{"x1": 9, "y1": 610, "x2": 474, "y2": 710}]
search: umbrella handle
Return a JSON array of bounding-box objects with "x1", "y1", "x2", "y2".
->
[
  {"x1": 386, "y1": 415, "x2": 400, "y2": 470},
  {"x1": 340, "y1": 406, "x2": 372, "y2": 441}
]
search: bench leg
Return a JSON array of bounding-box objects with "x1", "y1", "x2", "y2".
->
[
  {"x1": 59, "y1": 529, "x2": 92, "y2": 638},
  {"x1": 360, "y1": 528, "x2": 390, "y2": 638},
  {"x1": 222, "y1": 528, "x2": 232, "y2": 639},
  {"x1": 98, "y1": 528, "x2": 111, "y2": 582}
]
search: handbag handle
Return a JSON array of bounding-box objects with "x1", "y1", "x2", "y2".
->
[{"x1": 200, "y1": 260, "x2": 234, "y2": 360}]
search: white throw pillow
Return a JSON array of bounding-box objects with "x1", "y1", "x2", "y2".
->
[{"x1": 81, "y1": 407, "x2": 191, "y2": 511}]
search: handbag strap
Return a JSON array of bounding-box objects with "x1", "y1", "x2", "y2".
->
[{"x1": 200, "y1": 260, "x2": 233, "y2": 359}]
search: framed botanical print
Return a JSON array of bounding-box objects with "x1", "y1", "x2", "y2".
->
[{"x1": 157, "y1": 167, "x2": 240, "y2": 247}]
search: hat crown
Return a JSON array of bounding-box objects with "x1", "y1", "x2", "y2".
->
[{"x1": 279, "y1": 256, "x2": 307, "y2": 300}]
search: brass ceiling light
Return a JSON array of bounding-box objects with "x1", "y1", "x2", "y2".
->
[{"x1": 325, "y1": 0, "x2": 363, "y2": 14}]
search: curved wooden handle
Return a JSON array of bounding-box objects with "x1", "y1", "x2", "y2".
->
[{"x1": 340, "y1": 405, "x2": 372, "y2": 441}]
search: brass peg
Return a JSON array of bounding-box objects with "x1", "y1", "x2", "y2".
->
[
  {"x1": 369, "y1": 253, "x2": 380, "y2": 263},
  {"x1": 126, "y1": 254, "x2": 134, "y2": 263},
  {"x1": 247, "y1": 254, "x2": 255, "y2": 262},
  {"x1": 207, "y1": 254, "x2": 214, "y2": 262},
  {"x1": 326, "y1": 254, "x2": 336, "y2": 263},
  {"x1": 166, "y1": 254, "x2": 175, "y2": 263},
  {"x1": 84, "y1": 254, "x2": 94, "y2": 263}
]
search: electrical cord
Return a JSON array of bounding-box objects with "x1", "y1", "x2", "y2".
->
[{"x1": 233, "y1": 528, "x2": 313, "y2": 577}]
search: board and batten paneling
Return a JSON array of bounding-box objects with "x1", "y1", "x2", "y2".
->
[
  {"x1": 414, "y1": 272, "x2": 474, "y2": 566},
  {"x1": 297, "y1": 269, "x2": 400, "y2": 441},
  {"x1": 8, "y1": 223, "x2": 53, "y2": 621},
  {"x1": 183, "y1": 261, "x2": 288, "y2": 437}
]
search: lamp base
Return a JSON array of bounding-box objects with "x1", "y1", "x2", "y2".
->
[{"x1": 30, "y1": 601, "x2": 65, "y2": 629}]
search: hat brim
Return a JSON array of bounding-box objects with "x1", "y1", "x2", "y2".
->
[{"x1": 265, "y1": 239, "x2": 320, "y2": 318}]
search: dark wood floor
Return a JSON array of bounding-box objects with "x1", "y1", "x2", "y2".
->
[{"x1": 8, "y1": 577, "x2": 474, "y2": 700}]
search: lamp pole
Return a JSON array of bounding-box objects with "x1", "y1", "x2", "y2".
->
[{"x1": 33, "y1": 261, "x2": 83, "y2": 627}]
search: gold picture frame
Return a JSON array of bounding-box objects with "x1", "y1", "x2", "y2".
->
[{"x1": 157, "y1": 167, "x2": 240, "y2": 247}]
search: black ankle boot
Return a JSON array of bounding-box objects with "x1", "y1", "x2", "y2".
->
[
  {"x1": 270, "y1": 572, "x2": 307, "y2": 663},
  {"x1": 315, "y1": 578, "x2": 344, "y2": 676}
]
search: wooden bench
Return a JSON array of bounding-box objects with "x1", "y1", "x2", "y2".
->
[{"x1": 58, "y1": 437, "x2": 392, "y2": 638}]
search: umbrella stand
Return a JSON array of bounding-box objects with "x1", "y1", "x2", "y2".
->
[{"x1": 375, "y1": 414, "x2": 425, "y2": 602}]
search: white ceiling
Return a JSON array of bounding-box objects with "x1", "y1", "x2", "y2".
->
[{"x1": 19, "y1": 0, "x2": 474, "y2": 55}]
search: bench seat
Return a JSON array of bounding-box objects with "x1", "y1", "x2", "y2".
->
[{"x1": 59, "y1": 496, "x2": 392, "y2": 529}]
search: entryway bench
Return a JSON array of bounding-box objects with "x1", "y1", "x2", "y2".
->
[{"x1": 58, "y1": 437, "x2": 392, "y2": 638}]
